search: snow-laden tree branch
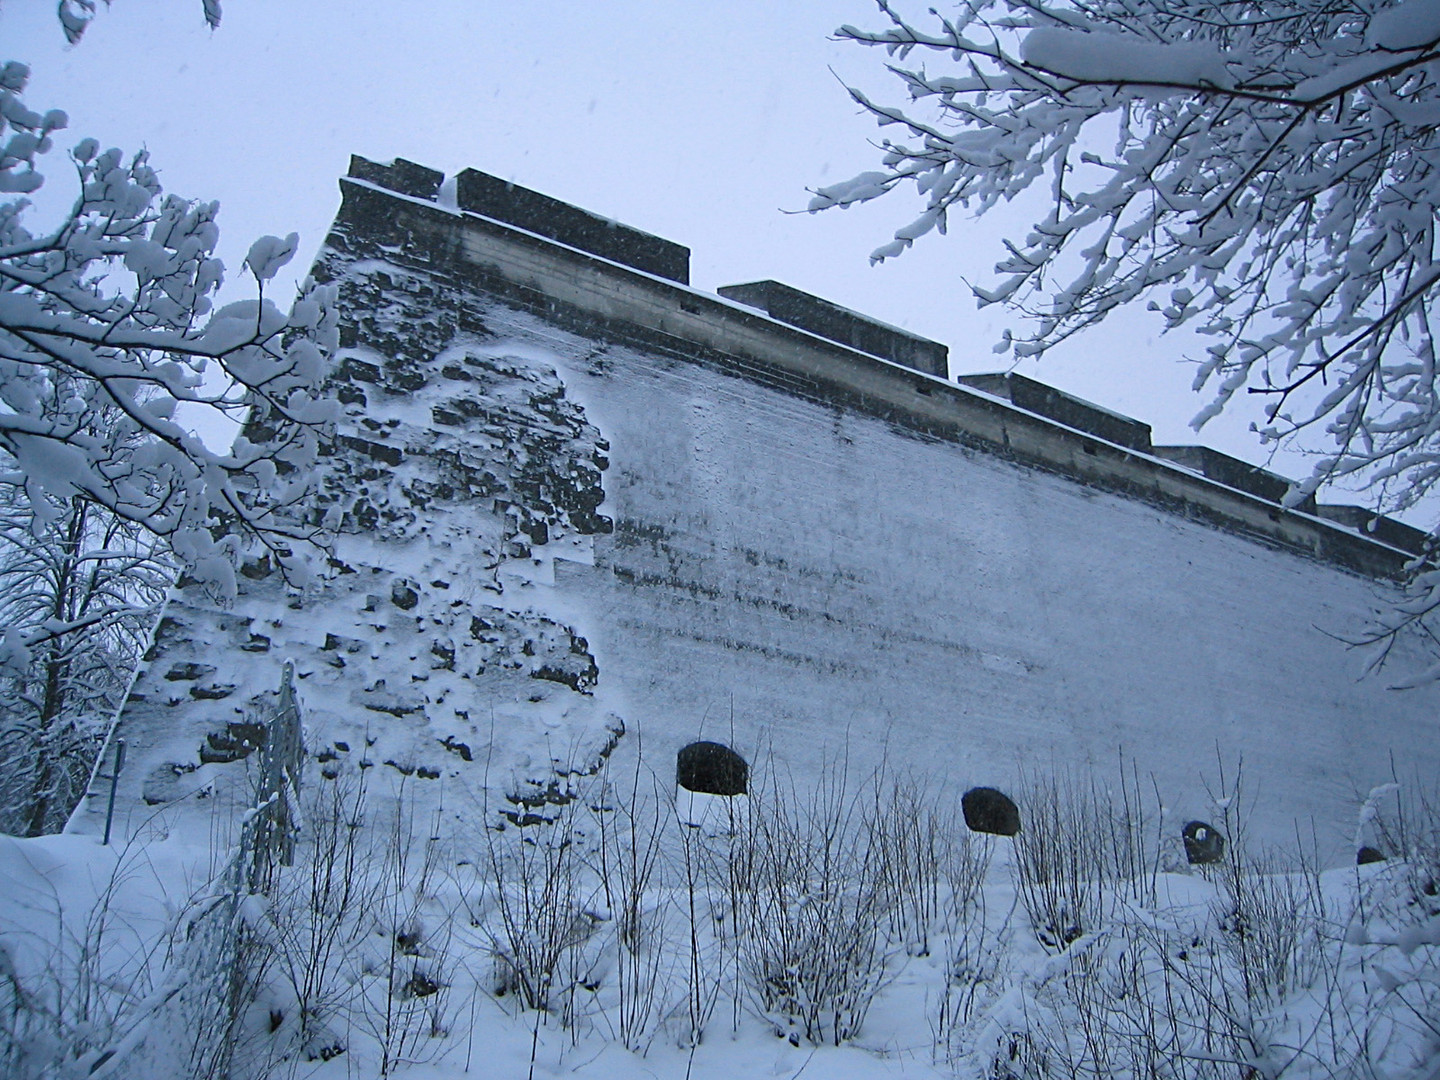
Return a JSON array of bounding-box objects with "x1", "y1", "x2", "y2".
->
[
  {"x1": 56, "y1": 0, "x2": 222, "y2": 46},
  {"x1": 821, "y1": 0, "x2": 1440, "y2": 520},
  {"x1": 0, "y1": 8, "x2": 335, "y2": 831},
  {"x1": 0, "y1": 60, "x2": 340, "y2": 640}
]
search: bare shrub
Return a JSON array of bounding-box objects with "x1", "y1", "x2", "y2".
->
[
  {"x1": 955, "y1": 755, "x2": 1358, "y2": 1080},
  {"x1": 673, "y1": 806, "x2": 723, "y2": 1047},
  {"x1": 1202, "y1": 759, "x2": 1328, "y2": 1014},
  {"x1": 182, "y1": 765, "x2": 455, "y2": 1078},
  {"x1": 1016, "y1": 764, "x2": 1338, "y2": 1080},
  {"x1": 729, "y1": 759, "x2": 891, "y2": 1046},
  {"x1": 867, "y1": 774, "x2": 948, "y2": 957},
  {"x1": 349, "y1": 781, "x2": 454, "y2": 1076},
  {"x1": 1044, "y1": 922, "x2": 1242, "y2": 1080},
  {"x1": 263, "y1": 767, "x2": 381, "y2": 1061},
  {"x1": 1007, "y1": 881, "x2": 1339, "y2": 1080},
  {"x1": 1214, "y1": 853, "x2": 1327, "y2": 1015},
  {"x1": 470, "y1": 783, "x2": 599, "y2": 1018},
  {"x1": 0, "y1": 784, "x2": 298, "y2": 1080},
  {"x1": 932, "y1": 838, "x2": 997, "y2": 1067},
  {"x1": 174, "y1": 880, "x2": 278, "y2": 1080},
  {"x1": 591, "y1": 754, "x2": 669, "y2": 1051},
  {"x1": 18, "y1": 742, "x2": 1411, "y2": 1080},
  {"x1": 986, "y1": 1026, "x2": 1055, "y2": 1080},
  {"x1": 1013, "y1": 762, "x2": 1160, "y2": 951},
  {"x1": 1363, "y1": 766, "x2": 1440, "y2": 919},
  {"x1": 0, "y1": 836, "x2": 171, "y2": 1079},
  {"x1": 1313, "y1": 781, "x2": 1440, "y2": 1077},
  {"x1": 1012, "y1": 771, "x2": 1115, "y2": 950}
]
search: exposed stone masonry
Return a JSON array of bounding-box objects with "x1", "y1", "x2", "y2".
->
[{"x1": 107, "y1": 185, "x2": 625, "y2": 826}]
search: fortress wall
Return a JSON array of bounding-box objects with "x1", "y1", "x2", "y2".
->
[
  {"x1": 81, "y1": 160, "x2": 1440, "y2": 858},
  {"x1": 483, "y1": 297, "x2": 1432, "y2": 851}
]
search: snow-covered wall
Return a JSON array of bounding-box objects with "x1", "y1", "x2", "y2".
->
[{"x1": 82, "y1": 159, "x2": 1440, "y2": 858}]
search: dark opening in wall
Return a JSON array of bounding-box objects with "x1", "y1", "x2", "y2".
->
[
  {"x1": 1357, "y1": 845, "x2": 1386, "y2": 865},
  {"x1": 961, "y1": 787, "x2": 1020, "y2": 836},
  {"x1": 676, "y1": 741, "x2": 748, "y2": 797},
  {"x1": 1182, "y1": 820, "x2": 1226, "y2": 865}
]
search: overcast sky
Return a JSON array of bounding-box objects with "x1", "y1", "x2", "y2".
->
[{"x1": 5, "y1": 0, "x2": 1330, "y2": 483}]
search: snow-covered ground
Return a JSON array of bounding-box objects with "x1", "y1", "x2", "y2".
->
[{"x1": 9, "y1": 769, "x2": 1440, "y2": 1079}]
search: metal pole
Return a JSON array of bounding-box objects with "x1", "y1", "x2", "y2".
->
[{"x1": 101, "y1": 738, "x2": 126, "y2": 846}]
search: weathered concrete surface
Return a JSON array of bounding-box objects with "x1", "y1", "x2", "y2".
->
[
  {"x1": 456, "y1": 167, "x2": 691, "y2": 285},
  {"x1": 718, "y1": 279, "x2": 949, "y2": 379},
  {"x1": 959, "y1": 372, "x2": 1154, "y2": 453}
]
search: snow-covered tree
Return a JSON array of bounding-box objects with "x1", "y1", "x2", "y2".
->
[
  {"x1": 0, "y1": 59, "x2": 339, "y2": 622},
  {"x1": 55, "y1": 0, "x2": 222, "y2": 45},
  {"x1": 0, "y1": 55, "x2": 340, "y2": 825},
  {"x1": 0, "y1": 394, "x2": 171, "y2": 834},
  {"x1": 820, "y1": 0, "x2": 1440, "y2": 519}
]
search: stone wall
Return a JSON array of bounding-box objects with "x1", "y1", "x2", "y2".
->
[{"x1": 78, "y1": 158, "x2": 1440, "y2": 856}]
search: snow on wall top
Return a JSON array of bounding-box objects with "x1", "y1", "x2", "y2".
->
[{"x1": 718, "y1": 279, "x2": 949, "y2": 378}]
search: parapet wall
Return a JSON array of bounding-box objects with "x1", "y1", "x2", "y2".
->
[{"x1": 345, "y1": 156, "x2": 1427, "y2": 579}]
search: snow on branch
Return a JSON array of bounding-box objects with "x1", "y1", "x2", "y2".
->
[
  {"x1": 0, "y1": 61, "x2": 339, "y2": 600},
  {"x1": 57, "y1": 1, "x2": 221, "y2": 46},
  {"x1": 825, "y1": 0, "x2": 1440, "y2": 524},
  {"x1": 1021, "y1": 26, "x2": 1232, "y2": 88}
]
